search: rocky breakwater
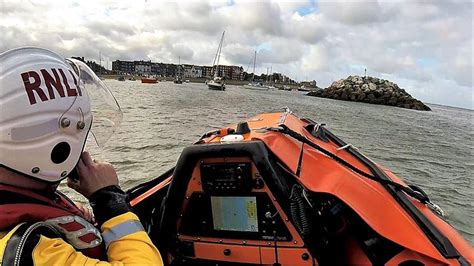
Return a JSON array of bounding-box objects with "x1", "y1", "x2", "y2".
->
[{"x1": 308, "y1": 75, "x2": 431, "y2": 111}]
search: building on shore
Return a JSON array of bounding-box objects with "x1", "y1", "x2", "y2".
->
[
  {"x1": 183, "y1": 65, "x2": 202, "y2": 78},
  {"x1": 216, "y1": 65, "x2": 244, "y2": 80},
  {"x1": 112, "y1": 60, "x2": 135, "y2": 75},
  {"x1": 134, "y1": 60, "x2": 152, "y2": 75},
  {"x1": 111, "y1": 59, "x2": 244, "y2": 81},
  {"x1": 201, "y1": 66, "x2": 213, "y2": 78}
]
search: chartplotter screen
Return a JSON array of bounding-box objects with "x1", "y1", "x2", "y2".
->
[{"x1": 211, "y1": 196, "x2": 258, "y2": 232}]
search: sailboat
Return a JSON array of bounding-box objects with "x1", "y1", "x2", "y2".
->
[
  {"x1": 243, "y1": 51, "x2": 268, "y2": 91},
  {"x1": 98, "y1": 51, "x2": 105, "y2": 80},
  {"x1": 174, "y1": 56, "x2": 183, "y2": 84},
  {"x1": 207, "y1": 31, "x2": 226, "y2": 91}
]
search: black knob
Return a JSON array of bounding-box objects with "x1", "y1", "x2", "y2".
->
[
  {"x1": 301, "y1": 253, "x2": 310, "y2": 261},
  {"x1": 223, "y1": 249, "x2": 231, "y2": 256},
  {"x1": 253, "y1": 177, "x2": 264, "y2": 189},
  {"x1": 235, "y1": 122, "x2": 250, "y2": 134}
]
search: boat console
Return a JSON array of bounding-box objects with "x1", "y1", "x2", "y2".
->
[
  {"x1": 129, "y1": 136, "x2": 472, "y2": 265},
  {"x1": 175, "y1": 157, "x2": 311, "y2": 265}
]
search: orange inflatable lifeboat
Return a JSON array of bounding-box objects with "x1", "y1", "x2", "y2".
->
[{"x1": 129, "y1": 110, "x2": 473, "y2": 265}]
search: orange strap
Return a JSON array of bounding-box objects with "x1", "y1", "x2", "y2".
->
[{"x1": 129, "y1": 177, "x2": 172, "y2": 206}]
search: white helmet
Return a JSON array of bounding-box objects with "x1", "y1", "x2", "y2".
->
[{"x1": 0, "y1": 47, "x2": 121, "y2": 182}]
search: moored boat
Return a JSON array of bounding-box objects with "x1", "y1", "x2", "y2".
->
[
  {"x1": 207, "y1": 76, "x2": 225, "y2": 90},
  {"x1": 243, "y1": 82, "x2": 269, "y2": 91},
  {"x1": 207, "y1": 31, "x2": 226, "y2": 91},
  {"x1": 174, "y1": 56, "x2": 183, "y2": 84},
  {"x1": 141, "y1": 77, "x2": 158, "y2": 84},
  {"x1": 128, "y1": 110, "x2": 473, "y2": 265},
  {"x1": 242, "y1": 51, "x2": 269, "y2": 91}
]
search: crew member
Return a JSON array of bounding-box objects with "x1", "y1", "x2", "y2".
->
[{"x1": 0, "y1": 47, "x2": 163, "y2": 265}]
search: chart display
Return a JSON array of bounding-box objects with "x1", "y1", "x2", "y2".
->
[{"x1": 211, "y1": 196, "x2": 258, "y2": 232}]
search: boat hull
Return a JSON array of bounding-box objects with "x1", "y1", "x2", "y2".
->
[
  {"x1": 207, "y1": 81, "x2": 225, "y2": 90},
  {"x1": 141, "y1": 78, "x2": 158, "y2": 84},
  {"x1": 243, "y1": 84, "x2": 269, "y2": 91},
  {"x1": 129, "y1": 111, "x2": 473, "y2": 266}
]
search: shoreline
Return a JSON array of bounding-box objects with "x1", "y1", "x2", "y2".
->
[{"x1": 101, "y1": 75, "x2": 316, "y2": 90}]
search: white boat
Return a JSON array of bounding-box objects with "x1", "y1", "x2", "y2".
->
[
  {"x1": 243, "y1": 51, "x2": 268, "y2": 91},
  {"x1": 174, "y1": 56, "x2": 183, "y2": 84},
  {"x1": 207, "y1": 31, "x2": 226, "y2": 91},
  {"x1": 266, "y1": 85, "x2": 276, "y2": 90},
  {"x1": 207, "y1": 77, "x2": 226, "y2": 90},
  {"x1": 243, "y1": 82, "x2": 267, "y2": 90}
]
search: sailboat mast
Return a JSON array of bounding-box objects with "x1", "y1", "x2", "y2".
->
[
  {"x1": 178, "y1": 56, "x2": 181, "y2": 78},
  {"x1": 214, "y1": 31, "x2": 225, "y2": 78},
  {"x1": 266, "y1": 67, "x2": 269, "y2": 82},
  {"x1": 99, "y1": 51, "x2": 102, "y2": 75},
  {"x1": 251, "y1": 51, "x2": 256, "y2": 81},
  {"x1": 270, "y1": 65, "x2": 273, "y2": 83}
]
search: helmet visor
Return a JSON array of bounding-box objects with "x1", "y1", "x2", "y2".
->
[{"x1": 67, "y1": 58, "x2": 122, "y2": 146}]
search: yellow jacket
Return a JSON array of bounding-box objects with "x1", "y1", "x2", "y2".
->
[{"x1": 0, "y1": 212, "x2": 163, "y2": 265}]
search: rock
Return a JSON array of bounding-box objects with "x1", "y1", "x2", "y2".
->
[
  {"x1": 357, "y1": 93, "x2": 366, "y2": 101},
  {"x1": 368, "y1": 83, "x2": 377, "y2": 91},
  {"x1": 373, "y1": 90, "x2": 382, "y2": 98},
  {"x1": 307, "y1": 75, "x2": 431, "y2": 111},
  {"x1": 341, "y1": 92, "x2": 348, "y2": 100}
]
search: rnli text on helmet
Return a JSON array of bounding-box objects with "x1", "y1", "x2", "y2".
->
[{"x1": 21, "y1": 68, "x2": 83, "y2": 105}]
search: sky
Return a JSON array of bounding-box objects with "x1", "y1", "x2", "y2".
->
[{"x1": 0, "y1": 0, "x2": 472, "y2": 109}]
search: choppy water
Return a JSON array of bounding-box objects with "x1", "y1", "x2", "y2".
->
[{"x1": 62, "y1": 80, "x2": 473, "y2": 244}]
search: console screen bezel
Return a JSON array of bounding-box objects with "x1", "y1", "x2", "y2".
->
[
  {"x1": 179, "y1": 192, "x2": 292, "y2": 241},
  {"x1": 211, "y1": 196, "x2": 259, "y2": 232}
]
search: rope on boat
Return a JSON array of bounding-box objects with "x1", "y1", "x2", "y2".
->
[{"x1": 266, "y1": 125, "x2": 442, "y2": 211}]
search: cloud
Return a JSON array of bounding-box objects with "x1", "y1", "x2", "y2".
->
[
  {"x1": 0, "y1": 0, "x2": 472, "y2": 108},
  {"x1": 223, "y1": 1, "x2": 284, "y2": 35},
  {"x1": 319, "y1": 0, "x2": 390, "y2": 25}
]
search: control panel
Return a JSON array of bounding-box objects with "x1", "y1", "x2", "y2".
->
[
  {"x1": 175, "y1": 157, "x2": 314, "y2": 265},
  {"x1": 180, "y1": 192, "x2": 291, "y2": 241},
  {"x1": 201, "y1": 163, "x2": 252, "y2": 193}
]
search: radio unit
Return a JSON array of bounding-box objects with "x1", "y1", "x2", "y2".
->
[{"x1": 201, "y1": 163, "x2": 252, "y2": 193}]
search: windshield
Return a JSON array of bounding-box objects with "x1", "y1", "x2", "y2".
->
[{"x1": 67, "y1": 58, "x2": 123, "y2": 146}]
